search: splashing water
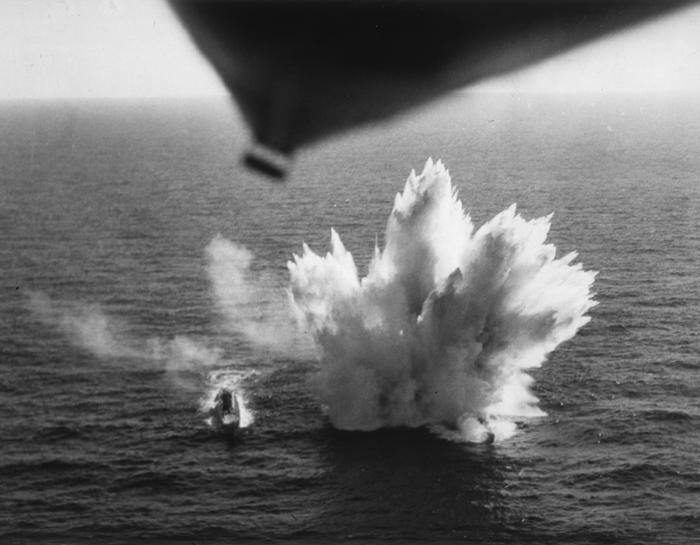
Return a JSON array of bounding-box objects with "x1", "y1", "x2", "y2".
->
[{"x1": 288, "y1": 159, "x2": 596, "y2": 442}]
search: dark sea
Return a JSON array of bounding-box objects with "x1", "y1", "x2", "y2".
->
[{"x1": 1, "y1": 93, "x2": 699, "y2": 544}]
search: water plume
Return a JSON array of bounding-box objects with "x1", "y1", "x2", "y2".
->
[
  {"x1": 205, "y1": 235, "x2": 313, "y2": 356},
  {"x1": 288, "y1": 159, "x2": 596, "y2": 442}
]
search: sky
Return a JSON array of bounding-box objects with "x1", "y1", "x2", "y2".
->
[{"x1": 2, "y1": 0, "x2": 700, "y2": 100}]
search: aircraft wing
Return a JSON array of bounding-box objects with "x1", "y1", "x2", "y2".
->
[{"x1": 170, "y1": 0, "x2": 696, "y2": 177}]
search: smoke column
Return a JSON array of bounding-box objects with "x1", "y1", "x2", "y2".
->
[
  {"x1": 27, "y1": 291, "x2": 254, "y2": 427},
  {"x1": 206, "y1": 235, "x2": 313, "y2": 357},
  {"x1": 288, "y1": 159, "x2": 596, "y2": 442}
]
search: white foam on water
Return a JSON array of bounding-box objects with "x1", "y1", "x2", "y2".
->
[{"x1": 201, "y1": 369, "x2": 257, "y2": 429}]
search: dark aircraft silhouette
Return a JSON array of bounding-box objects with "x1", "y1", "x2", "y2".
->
[{"x1": 170, "y1": 0, "x2": 696, "y2": 178}]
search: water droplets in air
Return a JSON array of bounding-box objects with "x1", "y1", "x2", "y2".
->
[{"x1": 287, "y1": 159, "x2": 596, "y2": 442}]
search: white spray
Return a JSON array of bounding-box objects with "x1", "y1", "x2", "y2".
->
[{"x1": 288, "y1": 159, "x2": 596, "y2": 441}]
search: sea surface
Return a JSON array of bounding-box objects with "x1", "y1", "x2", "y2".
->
[{"x1": 1, "y1": 93, "x2": 699, "y2": 544}]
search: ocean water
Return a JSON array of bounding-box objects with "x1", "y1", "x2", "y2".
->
[{"x1": 1, "y1": 93, "x2": 699, "y2": 544}]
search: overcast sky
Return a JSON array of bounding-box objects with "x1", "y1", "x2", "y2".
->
[{"x1": 2, "y1": 0, "x2": 700, "y2": 100}]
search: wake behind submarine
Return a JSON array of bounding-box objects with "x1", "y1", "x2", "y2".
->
[{"x1": 170, "y1": 0, "x2": 696, "y2": 178}]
